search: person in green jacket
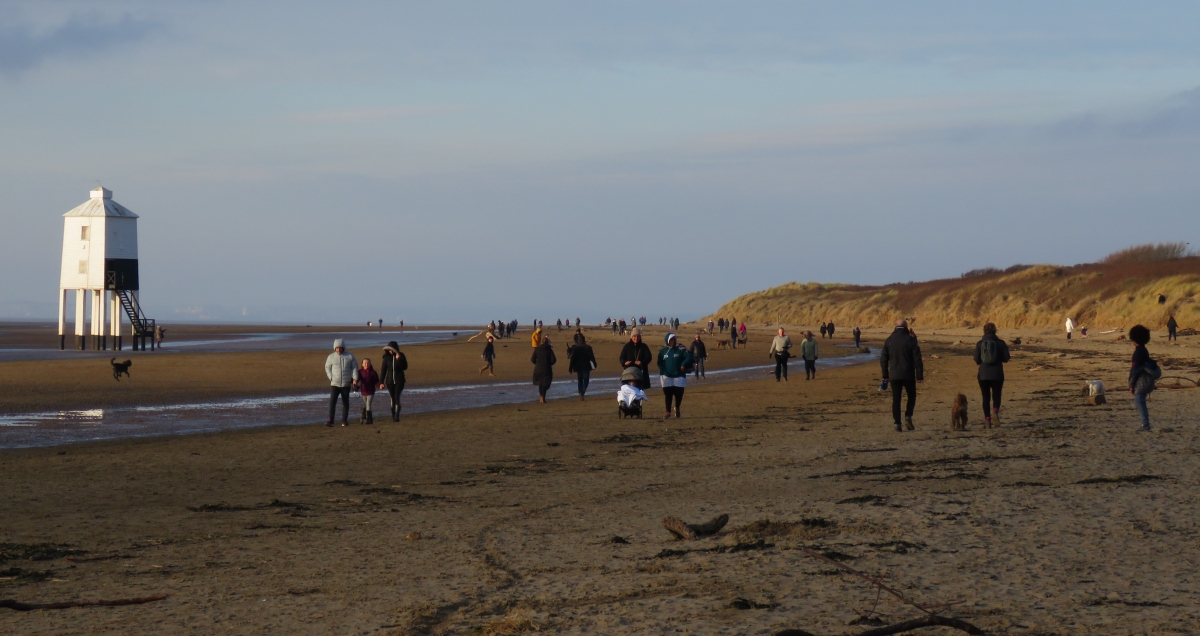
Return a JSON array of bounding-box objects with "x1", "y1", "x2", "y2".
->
[
  {"x1": 800, "y1": 331, "x2": 819, "y2": 380},
  {"x1": 657, "y1": 333, "x2": 695, "y2": 419}
]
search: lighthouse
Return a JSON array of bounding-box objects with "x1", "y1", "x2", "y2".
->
[{"x1": 57, "y1": 187, "x2": 155, "y2": 351}]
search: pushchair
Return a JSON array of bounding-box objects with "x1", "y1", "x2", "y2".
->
[{"x1": 617, "y1": 367, "x2": 645, "y2": 419}]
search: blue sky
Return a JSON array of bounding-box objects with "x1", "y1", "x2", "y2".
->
[{"x1": 2, "y1": 1, "x2": 1198, "y2": 323}]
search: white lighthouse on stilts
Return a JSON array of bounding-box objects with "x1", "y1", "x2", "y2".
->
[{"x1": 57, "y1": 186, "x2": 156, "y2": 351}]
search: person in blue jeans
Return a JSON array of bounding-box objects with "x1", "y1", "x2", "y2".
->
[{"x1": 1128, "y1": 324, "x2": 1156, "y2": 431}]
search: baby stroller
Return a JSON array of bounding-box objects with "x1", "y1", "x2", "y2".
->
[{"x1": 617, "y1": 367, "x2": 645, "y2": 419}]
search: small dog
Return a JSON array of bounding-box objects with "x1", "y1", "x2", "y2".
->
[
  {"x1": 951, "y1": 393, "x2": 969, "y2": 431},
  {"x1": 714, "y1": 340, "x2": 730, "y2": 350},
  {"x1": 111, "y1": 358, "x2": 132, "y2": 381}
]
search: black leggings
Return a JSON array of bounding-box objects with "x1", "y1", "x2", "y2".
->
[
  {"x1": 663, "y1": 386, "x2": 685, "y2": 413},
  {"x1": 538, "y1": 380, "x2": 552, "y2": 398},
  {"x1": 329, "y1": 386, "x2": 351, "y2": 422},
  {"x1": 774, "y1": 354, "x2": 789, "y2": 380},
  {"x1": 386, "y1": 382, "x2": 405, "y2": 419},
  {"x1": 979, "y1": 379, "x2": 1003, "y2": 416},
  {"x1": 891, "y1": 379, "x2": 916, "y2": 424}
]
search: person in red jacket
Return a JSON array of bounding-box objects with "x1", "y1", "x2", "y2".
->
[{"x1": 354, "y1": 359, "x2": 380, "y2": 424}]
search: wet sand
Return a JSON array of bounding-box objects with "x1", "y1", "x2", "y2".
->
[{"x1": 2, "y1": 327, "x2": 1199, "y2": 634}]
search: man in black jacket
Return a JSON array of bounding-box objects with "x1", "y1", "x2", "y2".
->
[
  {"x1": 880, "y1": 320, "x2": 923, "y2": 432},
  {"x1": 689, "y1": 334, "x2": 708, "y2": 379}
]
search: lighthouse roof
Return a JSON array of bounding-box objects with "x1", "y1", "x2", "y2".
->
[{"x1": 62, "y1": 187, "x2": 138, "y2": 218}]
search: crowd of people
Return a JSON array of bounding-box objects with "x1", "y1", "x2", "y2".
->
[{"x1": 325, "y1": 313, "x2": 1174, "y2": 433}]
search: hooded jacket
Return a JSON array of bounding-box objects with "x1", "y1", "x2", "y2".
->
[
  {"x1": 379, "y1": 342, "x2": 408, "y2": 386},
  {"x1": 656, "y1": 342, "x2": 694, "y2": 378},
  {"x1": 325, "y1": 350, "x2": 359, "y2": 387},
  {"x1": 973, "y1": 334, "x2": 1011, "y2": 381},
  {"x1": 800, "y1": 336, "x2": 818, "y2": 361},
  {"x1": 880, "y1": 326, "x2": 923, "y2": 381},
  {"x1": 531, "y1": 342, "x2": 556, "y2": 384}
]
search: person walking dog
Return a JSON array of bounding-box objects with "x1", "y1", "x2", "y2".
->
[
  {"x1": 881, "y1": 320, "x2": 924, "y2": 432},
  {"x1": 973, "y1": 322, "x2": 1011, "y2": 427},
  {"x1": 325, "y1": 339, "x2": 358, "y2": 427},
  {"x1": 768, "y1": 328, "x2": 793, "y2": 381}
]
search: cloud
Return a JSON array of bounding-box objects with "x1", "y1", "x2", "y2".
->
[
  {"x1": 285, "y1": 105, "x2": 464, "y2": 124},
  {"x1": 0, "y1": 12, "x2": 158, "y2": 77}
]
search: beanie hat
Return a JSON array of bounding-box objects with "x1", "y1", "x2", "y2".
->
[
  {"x1": 665, "y1": 332, "x2": 676, "y2": 345},
  {"x1": 333, "y1": 338, "x2": 345, "y2": 349}
]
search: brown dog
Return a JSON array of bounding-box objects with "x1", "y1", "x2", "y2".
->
[
  {"x1": 951, "y1": 393, "x2": 969, "y2": 430},
  {"x1": 714, "y1": 340, "x2": 730, "y2": 350}
]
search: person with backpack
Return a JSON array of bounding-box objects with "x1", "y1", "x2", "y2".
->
[
  {"x1": 800, "y1": 331, "x2": 819, "y2": 379},
  {"x1": 1128, "y1": 324, "x2": 1159, "y2": 431},
  {"x1": 689, "y1": 334, "x2": 708, "y2": 379},
  {"x1": 880, "y1": 319, "x2": 924, "y2": 432},
  {"x1": 379, "y1": 340, "x2": 408, "y2": 422},
  {"x1": 567, "y1": 333, "x2": 597, "y2": 400},
  {"x1": 657, "y1": 333, "x2": 695, "y2": 418},
  {"x1": 973, "y1": 322, "x2": 1011, "y2": 427},
  {"x1": 1167, "y1": 315, "x2": 1178, "y2": 342}
]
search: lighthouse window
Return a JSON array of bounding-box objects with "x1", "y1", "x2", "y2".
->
[
  {"x1": 78, "y1": 260, "x2": 88, "y2": 274},
  {"x1": 80, "y1": 226, "x2": 90, "y2": 240}
]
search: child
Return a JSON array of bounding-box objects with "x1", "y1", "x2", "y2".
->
[
  {"x1": 617, "y1": 370, "x2": 648, "y2": 408},
  {"x1": 355, "y1": 359, "x2": 379, "y2": 424},
  {"x1": 1127, "y1": 325, "x2": 1157, "y2": 431},
  {"x1": 479, "y1": 335, "x2": 496, "y2": 377}
]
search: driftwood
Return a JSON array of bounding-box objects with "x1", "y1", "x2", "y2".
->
[
  {"x1": 661, "y1": 514, "x2": 729, "y2": 540},
  {"x1": 0, "y1": 595, "x2": 168, "y2": 612},
  {"x1": 768, "y1": 550, "x2": 985, "y2": 636}
]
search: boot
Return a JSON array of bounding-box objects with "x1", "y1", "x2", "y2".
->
[
  {"x1": 366, "y1": 410, "x2": 373, "y2": 424},
  {"x1": 904, "y1": 416, "x2": 914, "y2": 431},
  {"x1": 360, "y1": 407, "x2": 367, "y2": 424}
]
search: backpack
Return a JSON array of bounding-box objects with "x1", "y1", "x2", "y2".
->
[
  {"x1": 1145, "y1": 358, "x2": 1162, "y2": 380},
  {"x1": 979, "y1": 339, "x2": 998, "y2": 365}
]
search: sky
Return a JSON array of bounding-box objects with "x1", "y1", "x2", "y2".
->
[{"x1": 2, "y1": 1, "x2": 1199, "y2": 324}]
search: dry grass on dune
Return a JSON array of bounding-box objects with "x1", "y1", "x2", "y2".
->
[{"x1": 712, "y1": 257, "x2": 1200, "y2": 331}]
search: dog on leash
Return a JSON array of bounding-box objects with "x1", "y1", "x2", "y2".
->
[
  {"x1": 714, "y1": 340, "x2": 730, "y2": 350},
  {"x1": 111, "y1": 358, "x2": 132, "y2": 381},
  {"x1": 950, "y1": 393, "x2": 969, "y2": 430}
]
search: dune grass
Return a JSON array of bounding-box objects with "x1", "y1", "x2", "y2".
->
[{"x1": 712, "y1": 258, "x2": 1200, "y2": 330}]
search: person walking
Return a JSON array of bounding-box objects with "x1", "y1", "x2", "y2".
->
[
  {"x1": 800, "y1": 330, "x2": 819, "y2": 380},
  {"x1": 972, "y1": 322, "x2": 1011, "y2": 427},
  {"x1": 881, "y1": 320, "x2": 924, "y2": 432},
  {"x1": 1128, "y1": 325, "x2": 1159, "y2": 431},
  {"x1": 568, "y1": 333, "x2": 596, "y2": 400},
  {"x1": 820, "y1": 322, "x2": 828, "y2": 338},
  {"x1": 355, "y1": 359, "x2": 380, "y2": 424},
  {"x1": 768, "y1": 328, "x2": 793, "y2": 381},
  {"x1": 325, "y1": 339, "x2": 358, "y2": 427},
  {"x1": 657, "y1": 333, "x2": 694, "y2": 418},
  {"x1": 1167, "y1": 315, "x2": 1178, "y2": 342},
  {"x1": 827, "y1": 321, "x2": 836, "y2": 339},
  {"x1": 531, "y1": 336, "x2": 557, "y2": 403},
  {"x1": 853, "y1": 326, "x2": 862, "y2": 348},
  {"x1": 479, "y1": 334, "x2": 497, "y2": 376},
  {"x1": 379, "y1": 340, "x2": 408, "y2": 422},
  {"x1": 738, "y1": 321, "x2": 747, "y2": 345},
  {"x1": 689, "y1": 334, "x2": 708, "y2": 379},
  {"x1": 531, "y1": 323, "x2": 543, "y2": 349},
  {"x1": 1065, "y1": 317, "x2": 1075, "y2": 341},
  {"x1": 707, "y1": 319, "x2": 715, "y2": 335},
  {"x1": 619, "y1": 327, "x2": 654, "y2": 392}
]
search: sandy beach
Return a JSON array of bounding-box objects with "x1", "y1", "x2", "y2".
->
[{"x1": 2, "y1": 324, "x2": 1198, "y2": 634}]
